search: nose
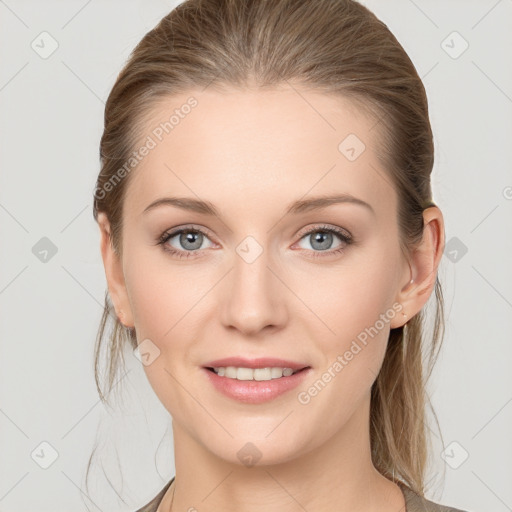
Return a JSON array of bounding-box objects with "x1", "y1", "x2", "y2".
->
[{"x1": 219, "y1": 242, "x2": 288, "y2": 337}]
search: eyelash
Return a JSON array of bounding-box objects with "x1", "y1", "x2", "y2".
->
[{"x1": 157, "y1": 224, "x2": 353, "y2": 260}]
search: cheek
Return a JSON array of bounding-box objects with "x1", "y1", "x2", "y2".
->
[
  {"x1": 301, "y1": 252, "x2": 399, "y2": 344},
  {"x1": 122, "y1": 249, "x2": 202, "y2": 409},
  {"x1": 293, "y1": 256, "x2": 398, "y2": 423},
  {"x1": 294, "y1": 245, "x2": 401, "y2": 406},
  {"x1": 122, "y1": 245, "x2": 196, "y2": 342}
]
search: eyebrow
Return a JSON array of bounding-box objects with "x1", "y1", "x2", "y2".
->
[{"x1": 142, "y1": 193, "x2": 375, "y2": 217}]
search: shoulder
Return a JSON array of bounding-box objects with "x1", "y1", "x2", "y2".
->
[
  {"x1": 398, "y1": 481, "x2": 471, "y2": 512},
  {"x1": 133, "y1": 477, "x2": 174, "y2": 512}
]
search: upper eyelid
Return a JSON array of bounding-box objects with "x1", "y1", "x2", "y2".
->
[{"x1": 296, "y1": 224, "x2": 351, "y2": 239}]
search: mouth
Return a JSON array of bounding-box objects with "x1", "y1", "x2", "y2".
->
[
  {"x1": 201, "y1": 364, "x2": 312, "y2": 404},
  {"x1": 204, "y1": 366, "x2": 310, "y2": 381},
  {"x1": 200, "y1": 357, "x2": 311, "y2": 403}
]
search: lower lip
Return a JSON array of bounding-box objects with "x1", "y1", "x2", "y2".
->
[{"x1": 202, "y1": 367, "x2": 311, "y2": 404}]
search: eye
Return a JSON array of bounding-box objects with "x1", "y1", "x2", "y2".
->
[
  {"x1": 158, "y1": 226, "x2": 215, "y2": 259},
  {"x1": 294, "y1": 224, "x2": 353, "y2": 258},
  {"x1": 157, "y1": 223, "x2": 353, "y2": 260}
]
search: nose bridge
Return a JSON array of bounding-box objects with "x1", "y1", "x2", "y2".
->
[{"x1": 220, "y1": 235, "x2": 287, "y2": 334}]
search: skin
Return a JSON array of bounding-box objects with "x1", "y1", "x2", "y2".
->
[{"x1": 97, "y1": 84, "x2": 444, "y2": 512}]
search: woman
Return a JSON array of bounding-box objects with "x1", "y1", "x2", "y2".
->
[{"x1": 92, "y1": 0, "x2": 472, "y2": 510}]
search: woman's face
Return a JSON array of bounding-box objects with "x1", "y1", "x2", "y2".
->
[{"x1": 107, "y1": 85, "x2": 413, "y2": 465}]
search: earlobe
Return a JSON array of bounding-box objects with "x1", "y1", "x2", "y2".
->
[
  {"x1": 391, "y1": 206, "x2": 445, "y2": 328},
  {"x1": 97, "y1": 212, "x2": 135, "y2": 328}
]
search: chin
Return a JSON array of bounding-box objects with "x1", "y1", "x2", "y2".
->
[{"x1": 201, "y1": 431, "x2": 310, "y2": 468}]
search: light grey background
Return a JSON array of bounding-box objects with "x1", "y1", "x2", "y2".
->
[{"x1": 0, "y1": 1, "x2": 511, "y2": 511}]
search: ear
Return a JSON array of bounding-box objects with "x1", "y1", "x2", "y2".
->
[
  {"x1": 390, "y1": 206, "x2": 445, "y2": 328},
  {"x1": 97, "y1": 212, "x2": 134, "y2": 328}
]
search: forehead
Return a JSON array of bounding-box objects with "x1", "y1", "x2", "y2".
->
[{"x1": 124, "y1": 86, "x2": 396, "y2": 221}]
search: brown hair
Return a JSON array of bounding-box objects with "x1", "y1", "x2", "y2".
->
[{"x1": 91, "y1": 0, "x2": 445, "y2": 497}]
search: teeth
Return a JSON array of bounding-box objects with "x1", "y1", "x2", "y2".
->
[{"x1": 212, "y1": 366, "x2": 297, "y2": 380}]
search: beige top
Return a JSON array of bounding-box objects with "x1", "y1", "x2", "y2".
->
[{"x1": 134, "y1": 477, "x2": 470, "y2": 512}]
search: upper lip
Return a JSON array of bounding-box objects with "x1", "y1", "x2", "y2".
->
[{"x1": 203, "y1": 357, "x2": 310, "y2": 371}]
